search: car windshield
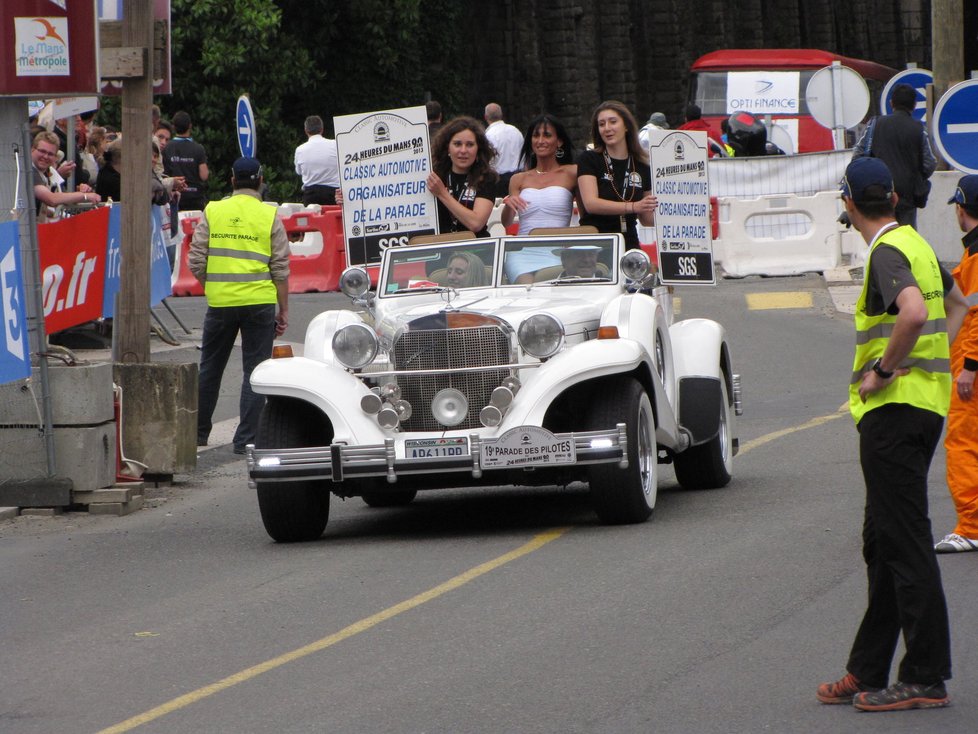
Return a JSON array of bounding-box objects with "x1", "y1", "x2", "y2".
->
[
  {"x1": 502, "y1": 235, "x2": 618, "y2": 284},
  {"x1": 382, "y1": 241, "x2": 498, "y2": 294}
]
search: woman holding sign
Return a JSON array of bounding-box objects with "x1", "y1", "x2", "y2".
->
[
  {"x1": 576, "y1": 100, "x2": 657, "y2": 250},
  {"x1": 427, "y1": 117, "x2": 497, "y2": 238}
]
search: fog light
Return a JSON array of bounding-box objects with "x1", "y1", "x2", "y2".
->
[
  {"x1": 380, "y1": 382, "x2": 401, "y2": 400},
  {"x1": 501, "y1": 376, "x2": 521, "y2": 394},
  {"x1": 431, "y1": 388, "x2": 468, "y2": 427},
  {"x1": 377, "y1": 404, "x2": 399, "y2": 429},
  {"x1": 490, "y1": 386, "x2": 514, "y2": 409},
  {"x1": 480, "y1": 405, "x2": 503, "y2": 427},
  {"x1": 361, "y1": 392, "x2": 383, "y2": 414}
]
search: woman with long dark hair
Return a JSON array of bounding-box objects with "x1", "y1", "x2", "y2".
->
[
  {"x1": 426, "y1": 116, "x2": 498, "y2": 237},
  {"x1": 576, "y1": 100, "x2": 657, "y2": 250}
]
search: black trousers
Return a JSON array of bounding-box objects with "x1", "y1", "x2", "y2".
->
[
  {"x1": 302, "y1": 185, "x2": 337, "y2": 206},
  {"x1": 847, "y1": 403, "x2": 951, "y2": 686}
]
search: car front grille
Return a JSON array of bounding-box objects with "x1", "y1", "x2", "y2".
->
[{"x1": 392, "y1": 325, "x2": 511, "y2": 431}]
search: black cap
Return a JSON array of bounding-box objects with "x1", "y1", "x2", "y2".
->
[{"x1": 232, "y1": 156, "x2": 261, "y2": 181}]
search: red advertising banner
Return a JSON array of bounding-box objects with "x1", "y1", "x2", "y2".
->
[
  {"x1": 0, "y1": 1, "x2": 99, "y2": 97},
  {"x1": 37, "y1": 207, "x2": 109, "y2": 333}
]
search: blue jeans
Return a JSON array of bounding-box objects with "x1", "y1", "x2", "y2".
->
[{"x1": 197, "y1": 303, "x2": 276, "y2": 450}]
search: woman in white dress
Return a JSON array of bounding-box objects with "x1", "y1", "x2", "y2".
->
[{"x1": 501, "y1": 115, "x2": 578, "y2": 283}]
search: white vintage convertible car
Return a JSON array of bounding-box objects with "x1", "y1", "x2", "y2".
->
[{"x1": 247, "y1": 232, "x2": 741, "y2": 542}]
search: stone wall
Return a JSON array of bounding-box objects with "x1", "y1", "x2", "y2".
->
[{"x1": 459, "y1": 0, "x2": 942, "y2": 148}]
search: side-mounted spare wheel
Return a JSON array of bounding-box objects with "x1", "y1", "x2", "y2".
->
[
  {"x1": 255, "y1": 397, "x2": 331, "y2": 542},
  {"x1": 586, "y1": 377, "x2": 657, "y2": 524}
]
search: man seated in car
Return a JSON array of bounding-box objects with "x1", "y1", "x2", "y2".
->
[{"x1": 556, "y1": 245, "x2": 603, "y2": 278}]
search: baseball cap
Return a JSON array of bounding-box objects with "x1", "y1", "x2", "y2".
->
[
  {"x1": 948, "y1": 175, "x2": 978, "y2": 206},
  {"x1": 232, "y1": 156, "x2": 262, "y2": 180},
  {"x1": 841, "y1": 157, "x2": 893, "y2": 202}
]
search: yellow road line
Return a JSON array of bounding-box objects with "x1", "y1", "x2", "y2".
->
[
  {"x1": 738, "y1": 402, "x2": 849, "y2": 455},
  {"x1": 96, "y1": 527, "x2": 570, "y2": 734},
  {"x1": 746, "y1": 291, "x2": 813, "y2": 310}
]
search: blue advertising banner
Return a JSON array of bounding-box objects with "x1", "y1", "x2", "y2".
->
[
  {"x1": 0, "y1": 220, "x2": 31, "y2": 384},
  {"x1": 101, "y1": 205, "x2": 174, "y2": 318}
]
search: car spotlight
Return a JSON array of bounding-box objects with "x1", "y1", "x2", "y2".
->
[
  {"x1": 431, "y1": 388, "x2": 468, "y2": 427},
  {"x1": 339, "y1": 266, "x2": 370, "y2": 298},
  {"x1": 360, "y1": 392, "x2": 383, "y2": 414},
  {"x1": 392, "y1": 399, "x2": 413, "y2": 420},
  {"x1": 501, "y1": 376, "x2": 521, "y2": 394},
  {"x1": 377, "y1": 404, "x2": 400, "y2": 429},
  {"x1": 380, "y1": 382, "x2": 401, "y2": 400},
  {"x1": 490, "y1": 386, "x2": 514, "y2": 409}
]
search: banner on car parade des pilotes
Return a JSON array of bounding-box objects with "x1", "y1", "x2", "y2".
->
[
  {"x1": 334, "y1": 105, "x2": 437, "y2": 267},
  {"x1": 0, "y1": 220, "x2": 31, "y2": 384}
]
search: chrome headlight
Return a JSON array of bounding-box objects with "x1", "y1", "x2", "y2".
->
[
  {"x1": 339, "y1": 266, "x2": 370, "y2": 298},
  {"x1": 620, "y1": 248, "x2": 652, "y2": 282},
  {"x1": 332, "y1": 323, "x2": 378, "y2": 369},
  {"x1": 518, "y1": 313, "x2": 564, "y2": 359}
]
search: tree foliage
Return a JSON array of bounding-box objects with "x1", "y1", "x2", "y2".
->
[{"x1": 158, "y1": 0, "x2": 463, "y2": 204}]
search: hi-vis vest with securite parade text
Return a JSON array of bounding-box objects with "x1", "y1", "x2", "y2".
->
[
  {"x1": 203, "y1": 194, "x2": 278, "y2": 307},
  {"x1": 850, "y1": 225, "x2": 951, "y2": 424}
]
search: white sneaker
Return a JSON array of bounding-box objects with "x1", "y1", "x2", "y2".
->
[{"x1": 935, "y1": 533, "x2": 978, "y2": 553}]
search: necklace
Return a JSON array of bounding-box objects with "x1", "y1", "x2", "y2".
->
[{"x1": 602, "y1": 151, "x2": 636, "y2": 232}]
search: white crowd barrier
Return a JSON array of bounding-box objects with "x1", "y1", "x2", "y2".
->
[{"x1": 713, "y1": 191, "x2": 851, "y2": 278}]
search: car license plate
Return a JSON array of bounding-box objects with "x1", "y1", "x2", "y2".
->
[
  {"x1": 405, "y1": 437, "x2": 469, "y2": 459},
  {"x1": 481, "y1": 426, "x2": 576, "y2": 468}
]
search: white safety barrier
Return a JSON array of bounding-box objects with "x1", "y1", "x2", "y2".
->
[{"x1": 714, "y1": 191, "x2": 851, "y2": 277}]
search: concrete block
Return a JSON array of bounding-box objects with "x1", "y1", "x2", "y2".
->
[
  {"x1": 72, "y1": 487, "x2": 135, "y2": 505},
  {"x1": 0, "y1": 476, "x2": 72, "y2": 507},
  {"x1": 0, "y1": 507, "x2": 21, "y2": 521},
  {"x1": 0, "y1": 362, "x2": 114, "y2": 426},
  {"x1": 53, "y1": 423, "x2": 117, "y2": 493},
  {"x1": 88, "y1": 494, "x2": 143, "y2": 516},
  {"x1": 114, "y1": 363, "x2": 198, "y2": 475}
]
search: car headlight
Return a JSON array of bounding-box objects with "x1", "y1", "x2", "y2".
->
[
  {"x1": 620, "y1": 248, "x2": 652, "y2": 281},
  {"x1": 518, "y1": 313, "x2": 564, "y2": 358},
  {"x1": 332, "y1": 323, "x2": 378, "y2": 369},
  {"x1": 339, "y1": 266, "x2": 370, "y2": 298}
]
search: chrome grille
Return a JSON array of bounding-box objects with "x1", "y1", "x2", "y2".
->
[{"x1": 393, "y1": 325, "x2": 511, "y2": 431}]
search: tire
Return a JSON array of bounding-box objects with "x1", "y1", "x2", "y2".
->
[
  {"x1": 673, "y1": 374, "x2": 733, "y2": 490},
  {"x1": 255, "y1": 398, "x2": 330, "y2": 542},
  {"x1": 587, "y1": 377, "x2": 657, "y2": 524},
  {"x1": 361, "y1": 489, "x2": 418, "y2": 507}
]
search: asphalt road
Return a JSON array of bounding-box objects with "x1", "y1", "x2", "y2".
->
[{"x1": 1, "y1": 275, "x2": 975, "y2": 734}]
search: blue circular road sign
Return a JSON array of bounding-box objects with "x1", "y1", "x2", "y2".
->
[
  {"x1": 933, "y1": 79, "x2": 978, "y2": 175},
  {"x1": 236, "y1": 95, "x2": 256, "y2": 159},
  {"x1": 881, "y1": 68, "x2": 932, "y2": 121}
]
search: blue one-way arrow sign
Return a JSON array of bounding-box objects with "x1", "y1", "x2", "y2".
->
[
  {"x1": 933, "y1": 79, "x2": 978, "y2": 175},
  {"x1": 236, "y1": 94, "x2": 256, "y2": 159},
  {"x1": 881, "y1": 68, "x2": 932, "y2": 121}
]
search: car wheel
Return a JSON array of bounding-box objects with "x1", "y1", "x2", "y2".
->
[
  {"x1": 255, "y1": 398, "x2": 330, "y2": 542},
  {"x1": 674, "y1": 374, "x2": 733, "y2": 490},
  {"x1": 587, "y1": 377, "x2": 657, "y2": 524},
  {"x1": 361, "y1": 488, "x2": 418, "y2": 507}
]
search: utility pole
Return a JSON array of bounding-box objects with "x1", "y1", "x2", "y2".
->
[
  {"x1": 929, "y1": 0, "x2": 964, "y2": 168},
  {"x1": 114, "y1": 0, "x2": 154, "y2": 363}
]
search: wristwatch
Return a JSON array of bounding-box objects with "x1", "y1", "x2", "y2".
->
[{"x1": 872, "y1": 357, "x2": 894, "y2": 379}]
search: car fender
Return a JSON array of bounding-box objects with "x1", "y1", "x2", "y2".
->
[
  {"x1": 669, "y1": 319, "x2": 734, "y2": 446},
  {"x1": 601, "y1": 292, "x2": 677, "y2": 407},
  {"x1": 502, "y1": 338, "x2": 682, "y2": 447},
  {"x1": 250, "y1": 357, "x2": 384, "y2": 443},
  {"x1": 302, "y1": 310, "x2": 367, "y2": 365}
]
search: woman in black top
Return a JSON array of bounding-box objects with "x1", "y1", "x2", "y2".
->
[
  {"x1": 426, "y1": 116, "x2": 497, "y2": 237},
  {"x1": 576, "y1": 100, "x2": 657, "y2": 249}
]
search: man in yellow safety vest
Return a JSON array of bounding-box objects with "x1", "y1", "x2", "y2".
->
[
  {"x1": 189, "y1": 156, "x2": 290, "y2": 454},
  {"x1": 817, "y1": 157, "x2": 967, "y2": 712}
]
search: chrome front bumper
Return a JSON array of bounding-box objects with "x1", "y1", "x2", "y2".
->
[{"x1": 246, "y1": 424, "x2": 628, "y2": 488}]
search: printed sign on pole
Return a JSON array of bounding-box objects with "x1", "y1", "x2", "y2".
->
[
  {"x1": 649, "y1": 129, "x2": 715, "y2": 285},
  {"x1": 725, "y1": 71, "x2": 800, "y2": 115},
  {"x1": 0, "y1": 220, "x2": 31, "y2": 384},
  {"x1": 335, "y1": 105, "x2": 437, "y2": 267}
]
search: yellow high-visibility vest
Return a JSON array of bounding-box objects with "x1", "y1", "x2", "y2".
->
[
  {"x1": 850, "y1": 225, "x2": 951, "y2": 424},
  {"x1": 203, "y1": 195, "x2": 277, "y2": 307}
]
